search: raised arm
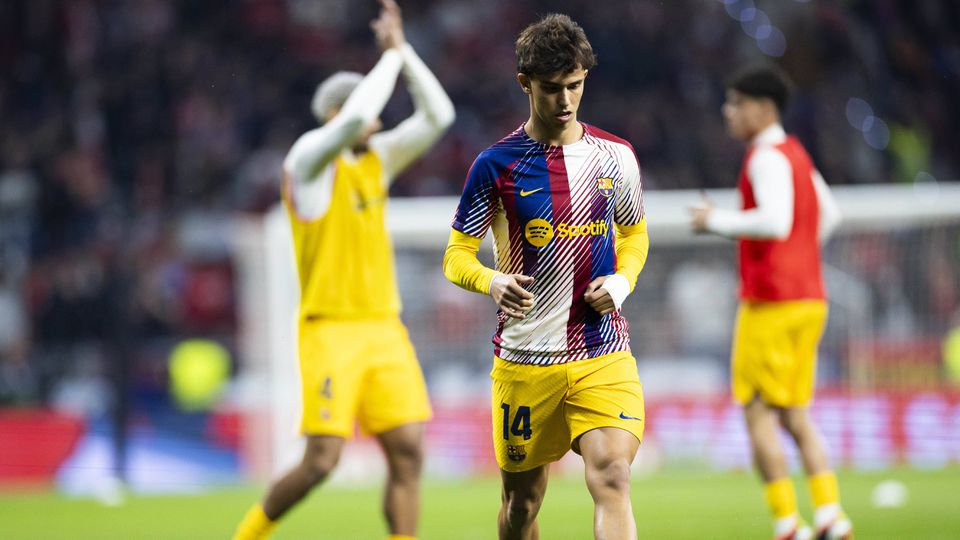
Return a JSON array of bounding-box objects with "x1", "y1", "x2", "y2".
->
[
  {"x1": 282, "y1": 2, "x2": 407, "y2": 219},
  {"x1": 368, "y1": 44, "x2": 456, "y2": 182}
]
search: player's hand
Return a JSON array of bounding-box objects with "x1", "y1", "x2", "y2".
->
[
  {"x1": 490, "y1": 274, "x2": 535, "y2": 319},
  {"x1": 688, "y1": 190, "x2": 714, "y2": 233},
  {"x1": 584, "y1": 276, "x2": 616, "y2": 316},
  {"x1": 371, "y1": 0, "x2": 406, "y2": 51}
]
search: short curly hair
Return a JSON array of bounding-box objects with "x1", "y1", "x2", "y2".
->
[
  {"x1": 516, "y1": 14, "x2": 597, "y2": 78},
  {"x1": 727, "y1": 66, "x2": 794, "y2": 113}
]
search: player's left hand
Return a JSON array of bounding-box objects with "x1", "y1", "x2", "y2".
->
[
  {"x1": 584, "y1": 276, "x2": 616, "y2": 316},
  {"x1": 371, "y1": 0, "x2": 406, "y2": 51},
  {"x1": 688, "y1": 190, "x2": 714, "y2": 233}
]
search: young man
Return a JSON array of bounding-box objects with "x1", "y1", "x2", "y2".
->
[
  {"x1": 232, "y1": 1, "x2": 454, "y2": 539},
  {"x1": 443, "y1": 14, "x2": 649, "y2": 540},
  {"x1": 689, "y1": 67, "x2": 851, "y2": 540}
]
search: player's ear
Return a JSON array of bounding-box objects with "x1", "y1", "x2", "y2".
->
[{"x1": 517, "y1": 73, "x2": 532, "y2": 94}]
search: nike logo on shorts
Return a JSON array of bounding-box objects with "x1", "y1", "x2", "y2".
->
[{"x1": 619, "y1": 412, "x2": 642, "y2": 421}]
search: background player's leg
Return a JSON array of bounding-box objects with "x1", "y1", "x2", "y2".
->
[
  {"x1": 233, "y1": 435, "x2": 344, "y2": 540},
  {"x1": 779, "y1": 408, "x2": 851, "y2": 538},
  {"x1": 499, "y1": 465, "x2": 549, "y2": 540},
  {"x1": 745, "y1": 398, "x2": 789, "y2": 482},
  {"x1": 744, "y1": 399, "x2": 809, "y2": 539},
  {"x1": 377, "y1": 422, "x2": 425, "y2": 538},
  {"x1": 778, "y1": 407, "x2": 829, "y2": 475},
  {"x1": 578, "y1": 427, "x2": 639, "y2": 540},
  {"x1": 262, "y1": 435, "x2": 344, "y2": 518}
]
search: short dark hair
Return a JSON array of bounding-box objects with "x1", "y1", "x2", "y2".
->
[
  {"x1": 516, "y1": 13, "x2": 597, "y2": 78},
  {"x1": 728, "y1": 66, "x2": 794, "y2": 112}
]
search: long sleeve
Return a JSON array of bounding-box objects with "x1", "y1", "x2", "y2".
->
[
  {"x1": 705, "y1": 146, "x2": 794, "y2": 240},
  {"x1": 599, "y1": 218, "x2": 649, "y2": 309},
  {"x1": 443, "y1": 228, "x2": 499, "y2": 295},
  {"x1": 812, "y1": 169, "x2": 841, "y2": 243},
  {"x1": 283, "y1": 48, "x2": 403, "y2": 220},
  {"x1": 368, "y1": 44, "x2": 456, "y2": 182}
]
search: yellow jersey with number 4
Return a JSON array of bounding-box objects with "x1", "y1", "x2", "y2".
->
[{"x1": 282, "y1": 151, "x2": 400, "y2": 319}]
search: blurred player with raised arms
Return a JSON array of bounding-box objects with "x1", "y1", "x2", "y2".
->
[
  {"x1": 443, "y1": 14, "x2": 649, "y2": 540},
  {"x1": 232, "y1": 1, "x2": 454, "y2": 538},
  {"x1": 689, "y1": 66, "x2": 851, "y2": 540}
]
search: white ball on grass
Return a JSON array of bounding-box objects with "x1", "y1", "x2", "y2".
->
[{"x1": 871, "y1": 479, "x2": 908, "y2": 508}]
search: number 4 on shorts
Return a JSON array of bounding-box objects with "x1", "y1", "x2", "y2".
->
[{"x1": 501, "y1": 403, "x2": 532, "y2": 440}]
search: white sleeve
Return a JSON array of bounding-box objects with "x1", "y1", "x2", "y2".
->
[
  {"x1": 705, "y1": 147, "x2": 793, "y2": 240},
  {"x1": 813, "y1": 169, "x2": 841, "y2": 243},
  {"x1": 282, "y1": 48, "x2": 403, "y2": 220},
  {"x1": 367, "y1": 44, "x2": 455, "y2": 184}
]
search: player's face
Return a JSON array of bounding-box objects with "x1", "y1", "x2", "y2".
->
[
  {"x1": 522, "y1": 68, "x2": 588, "y2": 132},
  {"x1": 722, "y1": 89, "x2": 769, "y2": 141}
]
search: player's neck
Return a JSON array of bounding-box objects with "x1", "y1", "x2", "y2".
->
[{"x1": 523, "y1": 117, "x2": 583, "y2": 147}]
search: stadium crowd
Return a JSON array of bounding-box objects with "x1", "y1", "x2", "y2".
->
[{"x1": 0, "y1": 0, "x2": 958, "y2": 414}]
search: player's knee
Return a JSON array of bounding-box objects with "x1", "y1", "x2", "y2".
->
[
  {"x1": 586, "y1": 457, "x2": 632, "y2": 496},
  {"x1": 503, "y1": 490, "x2": 543, "y2": 525},
  {"x1": 302, "y1": 445, "x2": 341, "y2": 484},
  {"x1": 387, "y1": 439, "x2": 424, "y2": 479}
]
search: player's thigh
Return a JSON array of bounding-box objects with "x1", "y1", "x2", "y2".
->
[
  {"x1": 732, "y1": 303, "x2": 794, "y2": 405},
  {"x1": 786, "y1": 301, "x2": 828, "y2": 405},
  {"x1": 566, "y1": 351, "x2": 645, "y2": 452},
  {"x1": 358, "y1": 319, "x2": 432, "y2": 435},
  {"x1": 298, "y1": 318, "x2": 367, "y2": 437},
  {"x1": 491, "y1": 357, "x2": 570, "y2": 472}
]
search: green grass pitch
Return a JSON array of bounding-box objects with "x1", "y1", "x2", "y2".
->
[{"x1": 1, "y1": 468, "x2": 957, "y2": 539}]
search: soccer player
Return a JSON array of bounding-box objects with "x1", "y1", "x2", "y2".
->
[
  {"x1": 232, "y1": 1, "x2": 454, "y2": 539},
  {"x1": 689, "y1": 66, "x2": 851, "y2": 540},
  {"x1": 443, "y1": 14, "x2": 649, "y2": 540}
]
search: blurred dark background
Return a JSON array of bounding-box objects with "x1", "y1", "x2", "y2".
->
[{"x1": 0, "y1": 0, "x2": 958, "y2": 482}]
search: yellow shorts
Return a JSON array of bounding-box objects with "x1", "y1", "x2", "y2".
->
[
  {"x1": 490, "y1": 351, "x2": 644, "y2": 472},
  {"x1": 298, "y1": 316, "x2": 431, "y2": 437},
  {"x1": 731, "y1": 300, "x2": 827, "y2": 407}
]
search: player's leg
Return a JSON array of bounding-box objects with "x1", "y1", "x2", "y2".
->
[
  {"x1": 734, "y1": 303, "x2": 811, "y2": 540},
  {"x1": 490, "y1": 356, "x2": 570, "y2": 540},
  {"x1": 234, "y1": 318, "x2": 362, "y2": 540},
  {"x1": 577, "y1": 427, "x2": 639, "y2": 540},
  {"x1": 565, "y1": 352, "x2": 644, "y2": 540},
  {"x1": 263, "y1": 435, "x2": 345, "y2": 517},
  {"x1": 779, "y1": 408, "x2": 851, "y2": 539},
  {"x1": 233, "y1": 435, "x2": 345, "y2": 540},
  {"x1": 376, "y1": 422, "x2": 426, "y2": 539},
  {"x1": 744, "y1": 398, "x2": 810, "y2": 540},
  {"x1": 499, "y1": 465, "x2": 549, "y2": 540},
  {"x1": 360, "y1": 318, "x2": 432, "y2": 540},
  {"x1": 778, "y1": 301, "x2": 851, "y2": 539}
]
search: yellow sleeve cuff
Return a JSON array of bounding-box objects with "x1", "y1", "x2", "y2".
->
[
  {"x1": 443, "y1": 228, "x2": 499, "y2": 295},
  {"x1": 615, "y1": 218, "x2": 649, "y2": 292}
]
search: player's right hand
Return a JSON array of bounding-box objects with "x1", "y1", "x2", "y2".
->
[
  {"x1": 490, "y1": 274, "x2": 535, "y2": 319},
  {"x1": 371, "y1": 0, "x2": 406, "y2": 51}
]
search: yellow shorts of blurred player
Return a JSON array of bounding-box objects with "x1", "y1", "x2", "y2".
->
[
  {"x1": 298, "y1": 316, "x2": 432, "y2": 437},
  {"x1": 731, "y1": 300, "x2": 828, "y2": 407},
  {"x1": 490, "y1": 351, "x2": 644, "y2": 473}
]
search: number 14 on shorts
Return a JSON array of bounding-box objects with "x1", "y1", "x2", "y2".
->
[{"x1": 501, "y1": 403, "x2": 532, "y2": 440}]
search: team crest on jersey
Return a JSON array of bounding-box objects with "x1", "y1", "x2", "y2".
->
[
  {"x1": 596, "y1": 177, "x2": 615, "y2": 198},
  {"x1": 524, "y1": 218, "x2": 554, "y2": 248},
  {"x1": 506, "y1": 444, "x2": 527, "y2": 462}
]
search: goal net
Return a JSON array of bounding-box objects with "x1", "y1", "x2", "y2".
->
[{"x1": 233, "y1": 183, "x2": 960, "y2": 480}]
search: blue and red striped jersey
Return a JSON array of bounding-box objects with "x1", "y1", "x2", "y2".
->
[{"x1": 452, "y1": 123, "x2": 645, "y2": 364}]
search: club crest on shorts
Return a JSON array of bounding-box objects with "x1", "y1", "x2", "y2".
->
[
  {"x1": 506, "y1": 444, "x2": 527, "y2": 462},
  {"x1": 596, "y1": 177, "x2": 615, "y2": 198}
]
